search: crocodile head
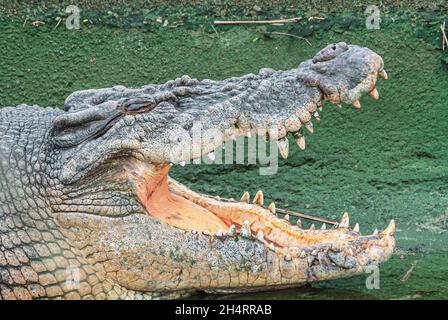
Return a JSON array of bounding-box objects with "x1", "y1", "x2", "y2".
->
[{"x1": 48, "y1": 43, "x2": 394, "y2": 298}]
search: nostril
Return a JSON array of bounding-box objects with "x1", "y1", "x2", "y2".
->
[{"x1": 332, "y1": 45, "x2": 336, "y2": 50}]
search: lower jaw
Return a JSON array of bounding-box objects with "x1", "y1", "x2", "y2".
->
[{"x1": 125, "y1": 161, "x2": 360, "y2": 251}]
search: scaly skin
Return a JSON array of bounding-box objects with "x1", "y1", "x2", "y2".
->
[{"x1": 0, "y1": 43, "x2": 394, "y2": 300}]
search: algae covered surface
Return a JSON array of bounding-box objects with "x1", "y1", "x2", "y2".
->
[{"x1": 0, "y1": 17, "x2": 447, "y2": 299}]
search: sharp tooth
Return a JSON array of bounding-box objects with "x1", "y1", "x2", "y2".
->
[
  {"x1": 313, "y1": 111, "x2": 321, "y2": 121},
  {"x1": 294, "y1": 134, "x2": 306, "y2": 150},
  {"x1": 207, "y1": 151, "x2": 216, "y2": 161},
  {"x1": 299, "y1": 251, "x2": 306, "y2": 258},
  {"x1": 283, "y1": 214, "x2": 290, "y2": 222},
  {"x1": 256, "y1": 230, "x2": 264, "y2": 242},
  {"x1": 277, "y1": 138, "x2": 289, "y2": 159},
  {"x1": 179, "y1": 161, "x2": 186, "y2": 167},
  {"x1": 230, "y1": 134, "x2": 236, "y2": 141},
  {"x1": 284, "y1": 253, "x2": 292, "y2": 261},
  {"x1": 373, "y1": 228, "x2": 378, "y2": 235},
  {"x1": 339, "y1": 212, "x2": 349, "y2": 228},
  {"x1": 337, "y1": 104, "x2": 342, "y2": 108},
  {"x1": 285, "y1": 115, "x2": 302, "y2": 132},
  {"x1": 305, "y1": 122, "x2": 314, "y2": 133},
  {"x1": 193, "y1": 157, "x2": 201, "y2": 164},
  {"x1": 296, "y1": 219, "x2": 302, "y2": 228},
  {"x1": 268, "y1": 243, "x2": 275, "y2": 251},
  {"x1": 309, "y1": 224, "x2": 315, "y2": 230},
  {"x1": 379, "y1": 69, "x2": 388, "y2": 80},
  {"x1": 240, "y1": 191, "x2": 250, "y2": 203},
  {"x1": 353, "y1": 223, "x2": 360, "y2": 233},
  {"x1": 321, "y1": 223, "x2": 326, "y2": 230},
  {"x1": 370, "y1": 88, "x2": 379, "y2": 100},
  {"x1": 216, "y1": 230, "x2": 224, "y2": 237},
  {"x1": 297, "y1": 108, "x2": 312, "y2": 123},
  {"x1": 305, "y1": 102, "x2": 318, "y2": 113},
  {"x1": 191, "y1": 230, "x2": 197, "y2": 235},
  {"x1": 382, "y1": 219, "x2": 395, "y2": 236},
  {"x1": 228, "y1": 198, "x2": 235, "y2": 202},
  {"x1": 253, "y1": 190, "x2": 264, "y2": 206},
  {"x1": 318, "y1": 106, "x2": 323, "y2": 111},
  {"x1": 240, "y1": 220, "x2": 252, "y2": 238},
  {"x1": 268, "y1": 202, "x2": 276, "y2": 214},
  {"x1": 353, "y1": 100, "x2": 361, "y2": 109},
  {"x1": 227, "y1": 224, "x2": 236, "y2": 236},
  {"x1": 246, "y1": 131, "x2": 252, "y2": 138}
]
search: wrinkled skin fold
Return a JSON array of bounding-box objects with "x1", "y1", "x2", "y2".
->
[{"x1": 0, "y1": 43, "x2": 394, "y2": 300}]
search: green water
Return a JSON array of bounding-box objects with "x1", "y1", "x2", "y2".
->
[{"x1": 1, "y1": 20, "x2": 447, "y2": 300}]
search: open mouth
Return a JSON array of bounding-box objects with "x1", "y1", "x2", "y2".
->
[
  {"x1": 126, "y1": 160, "x2": 394, "y2": 254},
  {"x1": 118, "y1": 60, "x2": 393, "y2": 255}
]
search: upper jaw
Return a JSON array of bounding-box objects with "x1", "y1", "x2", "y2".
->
[
  {"x1": 55, "y1": 43, "x2": 387, "y2": 176},
  {"x1": 137, "y1": 45, "x2": 388, "y2": 164}
]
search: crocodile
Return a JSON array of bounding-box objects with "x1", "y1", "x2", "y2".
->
[{"x1": 0, "y1": 42, "x2": 394, "y2": 300}]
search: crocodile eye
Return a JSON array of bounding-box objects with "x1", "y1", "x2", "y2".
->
[{"x1": 119, "y1": 96, "x2": 158, "y2": 114}]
